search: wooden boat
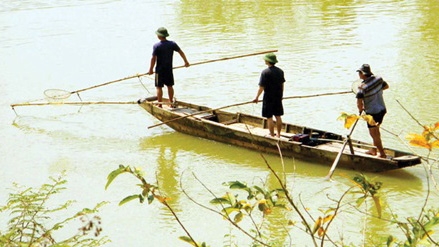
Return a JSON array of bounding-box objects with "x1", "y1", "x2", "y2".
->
[{"x1": 138, "y1": 96, "x2": 421, "y2": 172}]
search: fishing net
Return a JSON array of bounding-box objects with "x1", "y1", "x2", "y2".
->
[
  {"x1": 351, "y1": 79, "x2": 362, "y2": 94},
  {"x1": 44, "y1": 89, "x2": 71, "y2": 102}
]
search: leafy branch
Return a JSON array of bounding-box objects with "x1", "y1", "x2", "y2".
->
[
  {"x1": 105, "y1": 164, "x2": 205, "y2": 247},
  {"x1": 0, "y1": 175, "x2": 109, "y2": 247}
]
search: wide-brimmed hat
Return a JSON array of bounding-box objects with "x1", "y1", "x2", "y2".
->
[
  {"x1": 264, "y1": 53, "x2": 278, "y2": 64},
  {"x1": 155, "y1": 27, "x2": 169, "y2": 37},
  {"x1": 356, "y1": 64, "x2": 373, "y2": 76}
]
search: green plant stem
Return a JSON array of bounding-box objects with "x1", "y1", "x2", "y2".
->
[
  {"x1": 162, "y1": 200, "x2": 200, "y2": 247},
  {"x1": 319, "y1": 190, "x2": 351, "y2": 247},
  {"x1": 416, "y1": 218, "x2": 439, "y2": 246},
  {"x1": 181, "y1": 171, "x2": 270, "y2": 247},
  {"x1": 152, "y1": 173, "x2": 200, "y2": 247},
  {"x1": 258, "y1": 153, "x2": 318, "y2": 247}
]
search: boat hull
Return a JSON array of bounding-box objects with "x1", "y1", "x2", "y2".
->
[{"x1": 139, "y1": 97, "x2": 421, "y2": 173}]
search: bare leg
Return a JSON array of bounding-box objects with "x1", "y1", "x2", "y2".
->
[
  {"x1": 167, "y1": 86, "x2": 174, "y2": 103},
  {"x1": 156, "y1": 87, "x2": 163, "y2": 107},
  {"x1": 275, "y1": 116, "x2": 282, "y2": 137},
  {"x1": 369, "y1": 126, "x2": 386, "y2": 158},
  {"x1": 267, "y1": 118, "x2": 275, "y2": 136}
]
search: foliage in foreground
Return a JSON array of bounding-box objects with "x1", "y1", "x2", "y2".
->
[
  {"x1": 0, "y1": 175, "x2": 109, "y2": 247},
  {"x1": 105, "y1": 165, "x2": 439, "y2": 246},
  {"x1": 105, "y1": 120, "x2": 439, "y2": 246}
]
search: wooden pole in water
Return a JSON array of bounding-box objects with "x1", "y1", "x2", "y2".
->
[
  {"x1": 10, "y1": 101, "x2": 138, "y2": 108},
  {"x1": 325, "y1": 112, "x2": 362, "y2": 180}
]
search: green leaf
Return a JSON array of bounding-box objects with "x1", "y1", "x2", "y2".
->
[
  {"x1": 234, "y1": 211, "x2": 244, "y2": 223},
  {"x1": 221, "y1": 207, "x2": 240, "y2": 217},
  {"x1": 105, "y1": 165, "x2": 128, "y2": 190},
  {"x1": 273, "y1": 203, "x2": 287, "y2": 209},
  {"x1": 257, "y1": 199, "x2": 268, "y2": 212},
  {"x1": 179, "y1": 236, "x2": 197, "y2": 246},
  {"x1": 179, "y1": 236, "x2": 206, "y2": 247},
  {"x1": 356, "y1": 196, "x2": 366, "y2": 207},
  {"x1": 226, "y1": 181, "x2": 248, "y2": 189},
  {"x1": 118, "y1": 194, "x2": 140, "y2": 206},
  {"x1": 225, "y1": 192, "x2": 236, "y2": 206},
  {"x1": 324, "y1": 208, "x2": 336, "y2": 215},
  {"x1": 253, "y1": 185, "x2": 266, "y2": 195},
  {"x1": 245, "y1": 187, "x2": 254, "y2": 200},
  {"x1": 424, "y1": 216, "x2": 439, "y2": 231},
  {"x1": 386, "y1": 235, "x2": 394, "y2": 246},
  {"x1": 147, "y1": 195, "x2": 154, "y2": 204},
  {"x1": 210, "y1": 197, "x2": 230, "y2": 205}
]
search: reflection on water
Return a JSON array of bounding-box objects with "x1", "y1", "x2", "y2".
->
[
  {"x1": 139, "y1": 130, "x2": 425, "y2": 244},
  {"x1": 141, "y1": 131, "x2": 421, "y2": 181},
  {"x1": 155, "y1": 145, "x2": 181, "y2": 214}
]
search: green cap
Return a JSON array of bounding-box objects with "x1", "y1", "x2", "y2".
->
[
  {"x1": 264, "y1": 53, "x2": 278, "y2": 64},
  {"x1": 155, "y1": 27, "x2": 169, "y2": 37}
]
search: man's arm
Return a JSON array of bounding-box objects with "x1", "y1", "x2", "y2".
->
[
  {"x1": 253, "y1": 86, "x2": 264, "y2": 103},
  {"x1": 357, "y1": 98, "x2": 364, "y2": 114},
  {"x1": 178, "y1": 50, "x2": 190, "y2": 67},
  {"x1": 147, "y1": 56, "x2": 157, "y2": 75}
]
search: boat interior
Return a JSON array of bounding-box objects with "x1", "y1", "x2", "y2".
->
[{"x1": 140, "y1": 97, "x2": 419, "y2": 161}]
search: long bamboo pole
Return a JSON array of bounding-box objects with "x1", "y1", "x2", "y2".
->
[
  {"x1": 11, "y1": 101, "x2": 138, "y2": 108},
  {"x1": 173, "y1": 49, "x2": 278, "y2": 69},
  {"x1": 147, "y1": 100, "x2": 254, "y2": 129},
  {"x1": 325, "y1": 111, "x2": 362, "y2": 180},
  {"x1": 283, "y1": 90, "x2": 352, "y2": 100},
  {"x1": 147, "y1": 90, "x2": 353, "y2": 129},
  {"x1": 47, "y1": 49, "x2": 279, "y2": 98}
]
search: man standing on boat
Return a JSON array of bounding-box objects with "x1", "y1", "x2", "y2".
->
[
  {"x1": 253, "y1": 53, "x2": 285, "y2": 138},
  {"x1": 147, "y1": 27, "x2": 190, "y2": 107},
  {"x1": 356, "y1": 64, "x2": 389, "y2": 158}
]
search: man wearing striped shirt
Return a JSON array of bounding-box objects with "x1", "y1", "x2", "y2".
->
[{"x1": 356, "y1": 64, "x2": 389, "y2": 158}]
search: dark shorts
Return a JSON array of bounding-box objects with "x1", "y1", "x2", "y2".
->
[
  {"x1": 366, "y1": 110, "x2": 386, "y2": 128},
  {"x1": 262, "y1": 100, "x2": 284, "y2": 118},
  {"x1": 155, "y1": 72, "x2": 174, "y2": 88}
]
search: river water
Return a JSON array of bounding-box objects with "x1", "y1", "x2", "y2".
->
[{"x1": 1, "y1": 1, "x2": 438, "y2": 246}]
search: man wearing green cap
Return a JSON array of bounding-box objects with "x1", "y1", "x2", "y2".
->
[
  {"x1": 253, "y1": 53, "x2": 285, "y2": 137},
  {"x1": 147, "y1": 27, "x2": 190, "y2": 107}
]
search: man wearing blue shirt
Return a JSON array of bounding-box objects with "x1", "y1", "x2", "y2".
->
[{"x1": 148, "y1": 27, "x2": 190, "y2": 107}]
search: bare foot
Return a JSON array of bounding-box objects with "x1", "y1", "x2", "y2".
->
[
  {"x1": 365, "y1": 150, "x2": 376, "y2": 155},
  {"x1": 376, "y1": 154, "x2": 387, "y2": 159}
]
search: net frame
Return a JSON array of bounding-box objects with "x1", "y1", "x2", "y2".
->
[{"x1": 44, "y1": 89, "x2": 71, "y2": 102}]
